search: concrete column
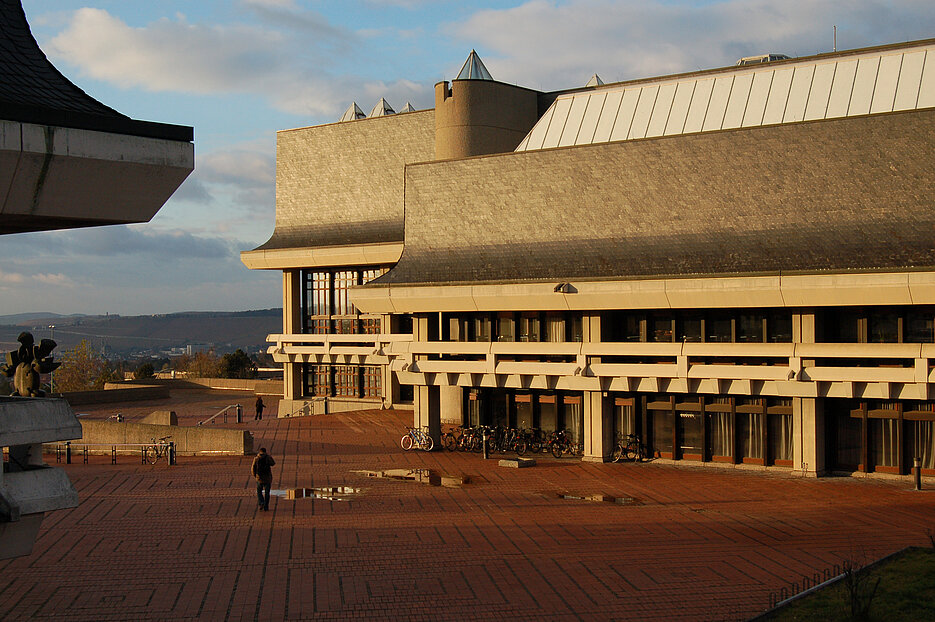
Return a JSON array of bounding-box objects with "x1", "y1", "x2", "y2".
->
[
  {"x1": 582, "y1": 391, "x2": 613, "y2": 462},
  {"x1": 414, "y1": 385, "x2": 441, "y2": 447},
  {"x1": 280, "y1": 270, "x2": 303, "y2": 413},
  {"x1": 381, "y1": 312, "x2": 395, "y2": 408},
  {"x1": 440, "y1": 386, "x2": 463, "y2": 425},
  {"x1": 793, "y1": 397, "x2": 824, "y2": 476}
]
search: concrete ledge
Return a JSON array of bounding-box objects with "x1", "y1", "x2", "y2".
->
[
  {"x1": 1, "y1": 468, "x2": 79, "y2": 515},
  {"x1": 62, "y1": 386, "x2": 170, "y2": 406},
  {"x1": 0, "y1": 397, "x2": 81, "y2": 445},
  {"x1": 499, "y1": 458, "x2": 536, "y2": 468},
  {"x1": 76, "y1": 420, "x2": 253, "y2": 456}
]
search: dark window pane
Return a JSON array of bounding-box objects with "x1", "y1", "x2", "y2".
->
[
  {"x1": 868, "y1": 311, "x2": 899, "y2": 343},
  {"x1": 767, "y1": 312, "x2": 792, "y2": 343},
  {"x1": 651, "y1": 316, "x2": 673, "y2": 342},
  {"x1": 737, "y1": 313, "x2": 764, "y2": 342},
  {"x1": 823, "y1": 310, "x2": 860, "y2": 342},
  {"x1": 678, "y1": 315, "x2": 703, "y2": 342},
  {"x1": 905, "y1": 312, "x2": 933, "y2": 343}
]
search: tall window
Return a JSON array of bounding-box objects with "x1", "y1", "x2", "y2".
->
[{"x1": 301, "y1": 266, "x2": 389, "y2": 399}]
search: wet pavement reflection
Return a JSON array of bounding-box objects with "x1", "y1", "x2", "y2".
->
[
  {"x1": 555, "y1": 492, "x2": 641, "y2": 505},
  {"x1": 352, "y1": 468, "x2": 472, "y2": 487},
  {"x1": 270, "y1": 486, "x2": 364, "y2": 501}
]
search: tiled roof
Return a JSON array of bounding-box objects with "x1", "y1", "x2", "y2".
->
[
  {"x1": 0, "y1": 1, "x2": 191, "y2": 141},
  {"x1": 375, "y1": 108, "x2": 935, "y2": 286}
]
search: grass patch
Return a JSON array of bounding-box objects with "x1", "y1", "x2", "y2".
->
[{"x1": 762, "y1": 547, "x2": 935, "y2": 621}]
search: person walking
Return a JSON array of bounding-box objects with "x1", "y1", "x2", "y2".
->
[
  {"x1": 252, "y1": 447, "x2": 275, "y2": 511},
  {"x1": 254, "y1": 396, "x2": 265, "y2": 420}
]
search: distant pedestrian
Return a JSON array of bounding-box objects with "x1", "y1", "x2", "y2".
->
[
  {"x1": 254, "y1": 396, "x2": 265, "y2": 420},
  {"x1": 252, "y1": 447, "x2": 275, "y2": 511}
]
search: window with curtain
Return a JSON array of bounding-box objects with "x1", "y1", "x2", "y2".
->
[
  {"x1": 870, "y1": 418, "x2": 899, "y2": 468},
  {"x1": 912, "y1": 421, "x2": 935, "y2": 469},
  {"x1": 738, "y1": 413, "x2": 764, "y2": 459},
  {"x1": 708, "y1": 412, "x2": 732, "y2": 457},
  {"x1": 768, "y1": 414, "x2": 793, "y2": 463}
]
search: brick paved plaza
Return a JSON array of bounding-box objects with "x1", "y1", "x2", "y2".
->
[{"x1": 2, "y1": 388, "x2": 935, "y2": 621}]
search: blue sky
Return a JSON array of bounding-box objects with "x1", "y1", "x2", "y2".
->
[{"x1": 3, "y1": 0, "x2": 934, "y2": 316}]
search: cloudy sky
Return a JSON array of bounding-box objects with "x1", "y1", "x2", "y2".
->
[{"x1": 3, "y1": 0, "x2": 934, "y2": 316}]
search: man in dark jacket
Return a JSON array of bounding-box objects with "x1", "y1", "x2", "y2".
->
[{"x1": 252, "y1": 447, "x2": 275, "y2": 511}]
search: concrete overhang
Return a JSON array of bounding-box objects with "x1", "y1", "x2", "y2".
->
[
  {"x1": 0, "y1": 119, "x2": 194, "y2": 234},
  {"x1": 351, "y1": 271, "x2": 935, "y2": 314},
  {"x1": 241, "y1": 241, "x2": 404, "y2": 270}
]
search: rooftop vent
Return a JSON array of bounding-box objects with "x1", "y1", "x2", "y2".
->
[
  {"x1": 456, "y1": 50, "x2": 493, "y2": 80},
  {"x1": 586, "y1": 74, "x2": 604, "y2": 87},
  {"x1": 736, "y1": 53, "x2": 791, "y2": 66}
]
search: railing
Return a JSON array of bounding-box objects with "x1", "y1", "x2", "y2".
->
[
  {"x1": 267, "y1": 334, "x2": 935, "y2": 397},
  {"x1": 197, "y1": 404, "x2": 243, "y2": 426},
  {"x1": 52, "y1": 441, "x2": 175, "y2": 465}
]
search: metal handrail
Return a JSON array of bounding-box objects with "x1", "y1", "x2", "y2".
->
[{"x1": 197, "y1": 404, "x2": 242, "y2": 426}]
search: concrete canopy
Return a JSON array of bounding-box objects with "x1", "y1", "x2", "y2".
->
[{"x1": 0, "y1": 1, "x2": 194, "y2": 234}]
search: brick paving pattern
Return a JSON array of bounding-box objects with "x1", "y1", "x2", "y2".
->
[{"x1": 3, "y1": 388, "x2": 935, "y2": 620}]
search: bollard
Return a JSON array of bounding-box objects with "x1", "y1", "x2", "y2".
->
[
  {"x1": 915, "y1": 457, "x2": 922, "y2": 491},
  {"x1": 65, "y1": 441, "x2": 71, "y2": 465},
  {"x1": 236, "y1": 404, "x2": 243, "y2": 423},
  {"x1": 482, "y1": 428, "x2": 489, "y2": 460},
  {"x1": 169, "y1": 442, "x2": 176, "y2": 466}
]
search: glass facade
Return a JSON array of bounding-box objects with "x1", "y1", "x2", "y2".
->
[{"x1": 300, "y1": 267, "x2": 388, "y2": 400}]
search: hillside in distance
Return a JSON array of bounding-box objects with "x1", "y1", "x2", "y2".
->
[{"x1": 0, "y1": 309, "x2": 283, "y2": 357}]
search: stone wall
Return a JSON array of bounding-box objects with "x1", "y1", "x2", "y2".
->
[
  {"x1": 258, "y1": 110, "x2": 435, "y2": 250},
  {"x1": 76, "y1": 420, "x2": 253, "y2": 456},
  {"x1": 383, "y1": 109, "x2": 935, "y2": 285}
]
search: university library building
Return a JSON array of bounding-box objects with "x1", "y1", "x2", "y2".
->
[{"x1": 242, "y1": 39, "x2": 935, "y2": 479}]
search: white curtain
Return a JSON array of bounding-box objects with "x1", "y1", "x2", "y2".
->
[
  {"x1": 743, "y1": 413, "x2": 764, "y2": 459},
  {"x1": 778, "y1": 414, "x2": 793, "y2": 461},
  {"x1": 710, "y1": 412, "x2": 731, "y2": 457},
  {"x1": 914, "y1": 421, "x2": 934, "y2": 469}
]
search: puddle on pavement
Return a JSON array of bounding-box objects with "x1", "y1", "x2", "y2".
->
[
  {"x1": 270, "y1": 486, "x2": 364, "y2": 501},
  {"x1": 554, "y1": 492, "x2": 641, "y2": 505},
  {"x1": 352, "y1": 468, "x2": 472, "y2": 488}
]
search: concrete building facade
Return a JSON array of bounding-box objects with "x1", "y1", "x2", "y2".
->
[{"x1": 244, "y1": 40, "x2": 935, "y2": 479}]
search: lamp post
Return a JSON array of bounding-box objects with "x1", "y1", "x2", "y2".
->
[{"x1": 48, "y1": 325, "x2": 55, "y2": 393}]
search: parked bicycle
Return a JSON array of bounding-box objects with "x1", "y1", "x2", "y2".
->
[
  {"x1": 548, "y1": 429, "x2": 577, "y2": 458},
  {"x1": 400, "y1": 426, "x2": 434, "y2": 451},
  {"x1": 146, "y1": 436, "x2": 172, "y2": 464},
  {"x1": 612, "y1": 433, "x2": 646, "y2": 462}
]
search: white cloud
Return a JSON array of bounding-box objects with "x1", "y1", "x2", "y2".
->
[
  {"x1": 44, "y1": 7, "x2": 431, "y2": 118},
  {"x1": 0, "y1": 269, "x2": 69, "y2": 288},
  {"x1": 453, "y1": 0, "x2": 935, "y2": 90}
]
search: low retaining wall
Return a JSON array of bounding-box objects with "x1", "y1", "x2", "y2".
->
[
  {"x1": 76, "y1": 420, "x2": 253, "y2": 456},
  {"x1": 104, "y1": 378, "x2": 283, "y2": 395},
  {"x1": 62, "y1": 386, "x2": 170, "y2": 406}
]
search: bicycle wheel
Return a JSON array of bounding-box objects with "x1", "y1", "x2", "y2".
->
[
  {"x1": 146, "y1": 446, "x2": 160, "y2": 465},
  {"x1": 515, "y1": 439, "x2": 527, "y2": 456},
  {"x1": 550, "y1": 442, "x2": 563, "y2": 458},
  {"x1": 400, "y1": 434, "x2": 414, "y2": 451},
  {"x1": 442, "y1": 433, "x2": 455, "y2": 451},
  {"x1": 624, "y1": 441, "x2": 639, "y2": 461},
  {"x1": 612, "y1": 443, "x2": 625, "y2": 462},
  {"x1": 421, "y1": 435, "x2": 434, "y2": 451}
]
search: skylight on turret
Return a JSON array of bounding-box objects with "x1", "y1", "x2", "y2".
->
[
  {"x1": 369, "y1": 98, "x2": 395, "y2": 117},
  {"x1": 339, "y1": 102, "x2": 366, "y2": 122},
  {"x1": 456, "y1": 50, "x2": 493, "y2": 80}
]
